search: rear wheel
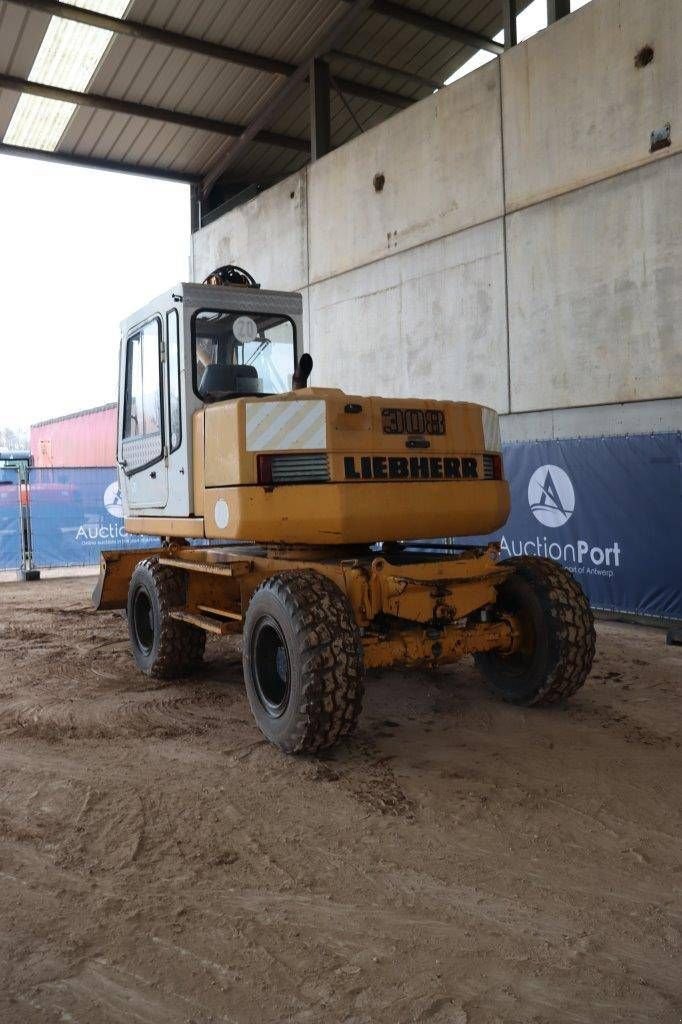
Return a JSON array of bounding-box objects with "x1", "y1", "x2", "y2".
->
[
  {"x1": 475, "y1": 556, "x2": 595, "y2": 705},
  {"x1": 243, "y1": 570, "x2": 364, "y2": 754},
  {"x1": 127, "y1": 558, "x2": 206, "y2": 679}
]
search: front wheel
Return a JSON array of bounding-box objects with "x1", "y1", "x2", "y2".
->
[
  {"x1": 243, "y1": 570, "x2": 364, "y2": 754},
  {"x1": 127, "y1": 558, "x2": 206, "y2": 679},
  {"x1": 475, "y1": 556, "x2": 595, "y2": 705}
]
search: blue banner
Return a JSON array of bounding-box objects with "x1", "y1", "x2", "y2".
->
[
  {"x1": 0, "y1": 466, "x2": 22, "y2": 570},
  {"x1": 29, "y1": 468, "x2": 157, "y2": 568},
  {"x1": 12, "y1": 433, "x2": 682, "y2": 620},
  {"x1": 449, "y1": 432, "x2": 681, "y2": 621}
]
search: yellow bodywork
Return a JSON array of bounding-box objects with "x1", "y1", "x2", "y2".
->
[
  {"x1": 126, "y1": 388, "x2": 509, "y2": 545},
  {"x1": 100, "y1": 387, "x2": 515, "y2": 670},
  {"x1": 94, "y1": 541, "x2": 519, "y2": 670}
]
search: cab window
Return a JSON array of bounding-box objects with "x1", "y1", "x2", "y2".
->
[
  {"x1": 123, "y1": 318, "x2": 162, "y2": 457},
  {"x1": 193, "y1": 310, "x2": 296, "y2": 402}
]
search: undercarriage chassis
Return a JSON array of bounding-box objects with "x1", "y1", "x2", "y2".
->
[{"x1": 93, "y1": 541, "x2": 594, "y2": 754}]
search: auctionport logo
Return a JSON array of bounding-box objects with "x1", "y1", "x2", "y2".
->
[
  {"x1": 103, "y1": 481, "x2": 124, "y2": 519},
  {"x1": 499, "y1": 462, "x2": 622, "y2": 579},
  {"x1": 74, "y1": 480, "x2": 146, "y2": 546},
  {"x1": 528, "y1": 464, "x2": 575, "y2": 527}
]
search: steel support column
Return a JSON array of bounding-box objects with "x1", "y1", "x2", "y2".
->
[
  {"x1": 202, "y1": 0, "x2": 376, "y2": 195},
  {"x1": 547, "y1": 0, "x2": 571, "y2": 24},
  {"x1": 310, "y1": 58, "x2": 331, "y2": 161},
  {"x1": 190, "y1": 183, "x2": 202, "y2": 233},
  {"x1": 502, "y1": 0, "x2": 518, "y2": 48}
]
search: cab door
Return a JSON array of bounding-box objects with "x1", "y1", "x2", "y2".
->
[
  {"x1": 119, "y1": 316, "x2": 168, "y2": 510},
  {"x1": 162, "y1": 307, "x2": 190, "y2": 516}
]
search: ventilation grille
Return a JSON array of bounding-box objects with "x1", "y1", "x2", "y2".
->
[
  {"x1": 482, "y1": 454, "x2": 495, "y2": 479},
  {"x1": 270, "y1": 453, "x2": 330, "y2": 484}
]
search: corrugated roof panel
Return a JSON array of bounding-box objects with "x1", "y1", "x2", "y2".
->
[
  {"x1": 0, "y1": 2, "x2": 51, "y2": 136},
  {"x1": 2, "y1": 0, "x2": 133, "y2": 151},
  {"x1": 61, "y1": 105, "x2": 118, "y2": 156},
  {"x1": 0, "y1": 2, "x2": 50, "y2": 72},
  {"x1": 1, "y1": 0, "x2": 540, "y2": 184},
  {"x1": 168, "y1": 133, "x2": 227, "y2": 176}
]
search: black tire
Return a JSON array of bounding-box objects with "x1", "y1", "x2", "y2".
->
[
  {"x1": 474, "y1": 556, "x2": 595, "y2": 706},
  {"x1": 127, "y1": 558, "x2": 206, "y2": 679},
  {"x1": 243, "y1": 570, "x2": 364, "y2": 754}
]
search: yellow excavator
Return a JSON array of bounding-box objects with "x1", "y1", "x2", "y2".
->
[{"x1": 94, "y1": 265, "x2": 595, "y2": 753}]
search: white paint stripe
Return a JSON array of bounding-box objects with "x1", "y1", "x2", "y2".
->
[
  {"x1": 246, "y1": 402, "x2": 298, "y2": 448},
  {"x1": 290, "y1": 404, "x2": 326, "y2": 449},
  {"x1": 481, "y1": 407, "x2": 501, "y2": 451},
  {"x1": 255, "y1": 403, "x2": 305, "y2": 450},
  {"x1": 279, "y1": 401, "x2": 326, "y2": 448},
  {"x1": 294, "y1": 418, "x2": 326, "y2": 449},
  {"x1": 267, "y1": 403, "x2": 325, "y2": 451},
  {"x1": 246, "y1": 402, "x2": 274, "y2": 431},
  {"x1": 246, "y1": 400, "x2": 327, "y2": 451},
  {"x1": 245, "y1": 402, "x2": 284, "y2": 439}
]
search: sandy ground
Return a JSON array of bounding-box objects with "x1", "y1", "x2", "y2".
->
[{"x1": 0, "y1": 578, "x2": 679, "y2": 1024}]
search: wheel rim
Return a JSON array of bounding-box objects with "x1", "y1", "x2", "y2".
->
[
  {"x1": 132, "y1": 587, "x2": 155, "y2": 655},
  {"x1": 487, "y1": 579, "x2": 544, "y2": 689},
  {"x1": 251, "y1": 616, "x2": 291, "y2": 718},
  {"x1": 500, "y1": 601, "x2": 538, "y2": 672}
]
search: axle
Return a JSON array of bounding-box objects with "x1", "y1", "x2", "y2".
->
[{"x1": 362, "y1": 618, "x2": 517, "y2": 670}]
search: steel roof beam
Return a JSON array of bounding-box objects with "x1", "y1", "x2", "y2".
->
[
  {"x1": 0, "y1": 73, "x2": 310, "y2": 152},
  {"x1": 547, "y1": 0, "x2": 571, "y2": 23},
  {"x1": 367, "y1": 0, "x2": 504, "y2": 55},
  {"x1": 0, "y1": 141, "x2": 200, "y2": 182},
  {"x1": 5, "y1": 0, "x2": 412, "y2": 110},
  {"x1": 335, "y1": 78, "x2": 411, "y2": 108},
  {"x1": 201, "y1": 0, "x2": 377, "y2": 196},
  {"x1": 327, "y1": 49, "x2": 442, "y2": 91},
  {"x1": 7, "y1": 0, "x2": 296, "y2": 76}
]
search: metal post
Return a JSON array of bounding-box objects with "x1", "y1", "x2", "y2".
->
[
  {"x1": 310, "y1": 58, "x2": 331, "y2": 161},
  {"x1": 18, "y1": 461, "x2": 39, "y2": 580},
  {"x1": 547, "y1": 0, "x2": 570, "y2": 24},
  {"x1": 190, "y1": 182, "x2": 202, "y2": 233},
  {"x1": 503, "y1": 0, "x2": 517, "y2": 48}
]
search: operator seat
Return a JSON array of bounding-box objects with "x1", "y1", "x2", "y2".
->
[{"x1": 200, "y1": 364, "x2": 260, "y2": 400}]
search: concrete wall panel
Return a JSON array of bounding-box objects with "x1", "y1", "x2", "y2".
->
[
  {"x1": 507, "y1": 154, "x2": 682, "y2": 411},
  {"x1": 188, "y1": 0, "x2": 679, "y2": 431},
  {"x1": 191, "y1": 171, "x2": 307, "y2": 291},
  {"x1": 307, "y1": 62, "x2": 503, "y2": 284},
  {"x1": 502, "y1": 397, "x2": 682, "y2": 442},
  {"x1": 308, "y1": 219, "x2": 509, "y2": 412},
  {"x1": 502, "y1": 0, "x2": 682, "y2": 210}
]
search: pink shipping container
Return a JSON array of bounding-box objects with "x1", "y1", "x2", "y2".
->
[{"x1": 30, "y1": 403, "x2": 118, "y2": 468}]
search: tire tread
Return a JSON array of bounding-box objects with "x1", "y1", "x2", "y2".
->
[
  {"x1": 477, "y1": 556, "x2": 595, "y2": 705},
  {"x1": 129, "y1": 558, "x2": 206, "y2": 679},
  {"x1": 244, "y1": 570, "x2": 364, "y2": 754}
]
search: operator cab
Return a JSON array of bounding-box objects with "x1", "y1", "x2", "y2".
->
[
  {"x1": 117, "y1": 265, "x2": 304, "y2": 520},
  {"x1": 194, "y1": 309, "x2": 296, "y2": 401},
  {"x1": 193, "y1": 263, "x2": 297, "y2": 402}
]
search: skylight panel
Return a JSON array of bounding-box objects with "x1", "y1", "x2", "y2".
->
[{"x1": 4, "y1": 0, "x2": 129, "y2": 152}]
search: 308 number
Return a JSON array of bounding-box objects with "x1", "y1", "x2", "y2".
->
[{"x1": 381, "y1": 408, "x2": 446, "y2": 435}]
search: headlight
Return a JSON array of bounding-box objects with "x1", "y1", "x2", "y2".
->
[{"x1": 481, "y1": 407, "x2": 501, "y2": 452}]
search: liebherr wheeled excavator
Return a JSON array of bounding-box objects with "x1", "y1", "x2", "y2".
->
[{"x1": 94, "y1": 266, "x2": 595, "y2": 753}]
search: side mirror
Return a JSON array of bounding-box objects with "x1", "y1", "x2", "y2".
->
[{"x1": 292, "y1": 353, "x2": 313, "y2": 391}]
